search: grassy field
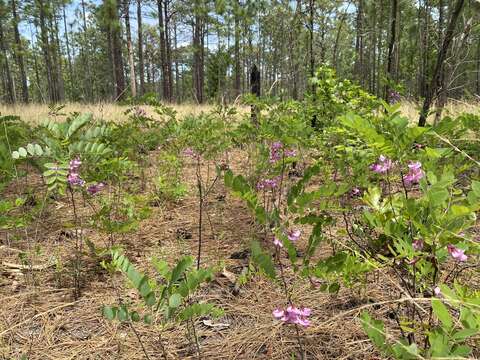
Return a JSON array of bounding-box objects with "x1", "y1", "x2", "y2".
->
[
  {"x1": 0, "y1": 102, "x2": 218, "y2": 124},
  {"x1": 1, "y1": 100, "x2": 479, "y2": 124}
]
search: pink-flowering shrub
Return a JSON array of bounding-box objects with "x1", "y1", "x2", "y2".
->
[
  {"x1": 447, "y1": 244, "x2": 468, "y2": 262},
  {"x1": 403, "y1": 161, "x2": 424, "y2": 186},
  {"x1": 287, "y1": 229, "x2": 301, "y2": 242},
  {"x1": 369, "y1": 155, "x2": 393, "y2": 174},
  {"x1": 87, "y1": 182, "x2": 106, "y2": 195},
  {"x1": 273, "y1": 306, "x2": 312, "y2": 327},
  {"x1": 67, "y1": 158, "x2": 85, "y2": 187}
]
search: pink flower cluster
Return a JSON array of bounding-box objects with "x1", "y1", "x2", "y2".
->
[
  {"x1": 269, "y1": 141, "x2": 297, "y2": 163},
  {"x1": 134, "y1": 106, "x2": 147, "y2": 117},
  {"x1": 183, "y1": 147, "x2": 199, "y2": 159},
  {"x1": 67, "y1": 158, "x2": 85, "y2": 187},
  {"x1": 273, "y1": 237, "x2": 283, "y2": 247},
  {"x1": 388, "y1": 90, "x2": 401, "y2": 104},
  {"x1": 273, "y1": 229, "x2": 301, "y2": 248},
  {"x1": 273, "y1": 306, "x2": 312, "y2": 327},
  {"x1": 350, "y1": 187, "x2": 362, "y2": 197},
  {"x1": 447, "y1": 244, "x2": 467, "y2": 262},
  {"x1": 412, "y1": 239, "x2": 424, "y2": 251},
  {"x1": 370, "y1": 155, "x2": 393, "y2": 174},
  {"x1": 287, "y1": 229, "x2": 301, "y2": 242},
  {"x1": 403, "y1": 161, "x2": 424, "y2": 186},
  {"x1": 87, "y1": 182, "x2": 106, "y2": 195},
  {"x1": 257, "y1": 177, "x2": 280, "y2": 190}
]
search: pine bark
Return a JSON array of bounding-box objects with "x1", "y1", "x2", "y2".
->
[
  {"x1": 36, "y1": 0, "x2": 58, "y2": 103},
  {"x1": 124, "y1": 0, "x2": 137, "y2": 97},
  {"x1": 164, "y1": 0, "x2": 173, "y2": 101},
  {"x1": 354, "y1": 0, "x2": 364, "y2": 86},
  {"x1": 234, "y1": 0, "x2": 241, "y2": 96},
  {"x1": 0, "y1": 11, "x2": 15, "y2": 103},
  {"x1": 137, "y1": 0, "x2": 145, "y2": 96},
  {"x1": 385, "y1": 0, "x2": 398, "y2": 102},
  {"x1": 62, "y1": 4, "x2": 74, "y2": 91},
  {"x1": 11, "y1": 0, "x2": 28, "y2": 103},
  {"x1": 157, "y1": 0, "x2": 169, "y2": 101},
  {"x1": 110, "y1": 0, "x2": 126, "y2": 100},
  {"x1": 418, "y1": 0, "x2": 465, "y2": 126},
  {"x1": 193, "y1": 2, "x2": 204, "y2": 103}
]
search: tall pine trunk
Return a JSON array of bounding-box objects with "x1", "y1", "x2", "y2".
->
[
  {"x1": 11, "y1": 0, "x2": 28, "y2": 103},
  {"x1": 62, "y1": 4, "x2": 74, "y2": 95},
  {"x1": 164, "y1": 0, "x2": 173, "y2": 101},
  {"x1": 106, "y1": 0, "x2": 126, "y2": 100},
  {"x1": 81, "y1": 0, "x2": 92, "y2": 100},
  {"x1": 124, "y1": 0, "x2": 136, "y2": 97},
  {"x1": 418, "y1": 0, "x2": 465, "y2": 126},
  {"x1": 385, "y1": 0, "x2": 398, "y2": 102},
  {"x1": 137, "y1": 0, "x2": 145, "y2": 96},
  {"x1": 37, "y1": 0, "x2": 57, "y2": 103},
  {"x1": 354, "y1": 0, "x2": 364, "y2": 87},
  {"x1": 174, "y1": 20, "x2": 180, "y2": 102},
  {"x1": 234, "y1": 0, "x2": 241, "y2": 96},
  {"x1": 157, "y1": 0, "x2": 169, "y2": 101},
  {"x1": 0, "y1": 12, "x2": 15, "y2": 103},
  {"x1": 193, "y1": 4, "x2": 204, "y2": 103},
  {"x1": 308, "y1": 0, "x2": 315, "y2": 93},
  {"x1": 52, "y1": 12, "x2": 65, "y2": 101}
]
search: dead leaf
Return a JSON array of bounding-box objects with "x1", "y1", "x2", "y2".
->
[
  {"x1": 202, "y1": 319, "x2": 230, "y2": 329},
  {"x1": 221, "y1": 268, "x2": 237, "y2": 285}
]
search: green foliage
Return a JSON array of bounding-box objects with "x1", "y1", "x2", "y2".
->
[
  {"x1": 251, "y1": 241, "x2": 276, "y2": 280},
  {"x1": 11, "y1": 112, "x2": 112, "y2": 194},
  {"x1": 0, "y1": 114, "x2": 32, "y2": 188},
  {"x1": 103, "y1": 249, "x2": 223, "y2": 326},
  {"x1": 308, "y1": 66, "x2": 381, "y2": 128},
  {"x1": 153, "y1": 153, "x2": 187, "y2": 202},
  {"x1": 179, "y1": 112, "x2": 231, "y2": 160}
]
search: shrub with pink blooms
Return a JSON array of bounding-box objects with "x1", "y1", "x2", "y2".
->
[{"x1": 4, "y1": 93, "x2": 480, "y2": 359}]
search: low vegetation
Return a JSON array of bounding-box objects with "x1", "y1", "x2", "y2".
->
[{"x1": 1, "y1": 71, "x2": 479, "y2": 359}]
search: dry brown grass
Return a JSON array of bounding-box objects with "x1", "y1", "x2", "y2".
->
[
  {"x1": 399, "y1": 99, "x2": 480, "y2": 124},
  {"x1": 0, "y1": 102, "x2": 217, "y2": 125},
  {"x1": 1, "y1": 100, "x2": 478, "y2": 125}
]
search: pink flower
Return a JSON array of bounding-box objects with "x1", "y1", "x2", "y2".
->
[
  {"x1": 257, "y1": 177, "x2": 279, "y2": 191},
  {"x1": 350, "y1": 187, "x2": 362, "y2": 197},
  {"x1": 447, "y1": 244, "x2": 467, "y2": 262},
  {"x1": 412, "y1": 239, "x2": 424, "y2": 251},
  {"x1": 269, "y1": 142, "x2": 283, "y2": 163},
  {"x1": 287, "y1": 229, "x2": 301, "y2": 242},
  {"x1": 273, "y1": 306, "x2": 312, "y2": 327},
  {"x1": 134, "y1": 107, "x2": 147, "y2": 117},
  {"x1": 407, "y1": 257, "x2": 419, "y2": 265},
  {"x1": 434, "y1": 287, "x2": 441, "y2": 296},
  {"x1": 87, "y1": 182, "x2": 106, "y2": 195},
  {"x1": 370, "y1": 155, "x2": 393, "y2": 174},
  {"x1": 272, "y1": 308, "x2": 284, "y2": 319},
  {"x1": 67, "y1": 158, "x2": 84, "y2": 187},
  {"x1": 183, "y1": 147, "x2": 198, "y2": 158},
  {"x1": 69, "y1": 158, "x2": 82, "y2": 169},
  {"x1": 284, "y1": 149, "x2": 297, "y2": 158},
  {"x1": 273, "y1": 237, "x2": 283, "y2": 248},
  {"x1": 271, "y1": 141, "x2": 283, "y2": 150},
  {"x1": 67, "y1": 173, "x2": 85, "y2": 186},
  {"x1": 403, "y1": 161, "x2": 424, "y2": 186},
  {"x1": 269, "y1": 151, "x2": 282, "y2": 163}
]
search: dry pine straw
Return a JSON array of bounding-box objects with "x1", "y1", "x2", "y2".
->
[{"x1": 0, "y1": 148, "x2": 478, "y2": 360}]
